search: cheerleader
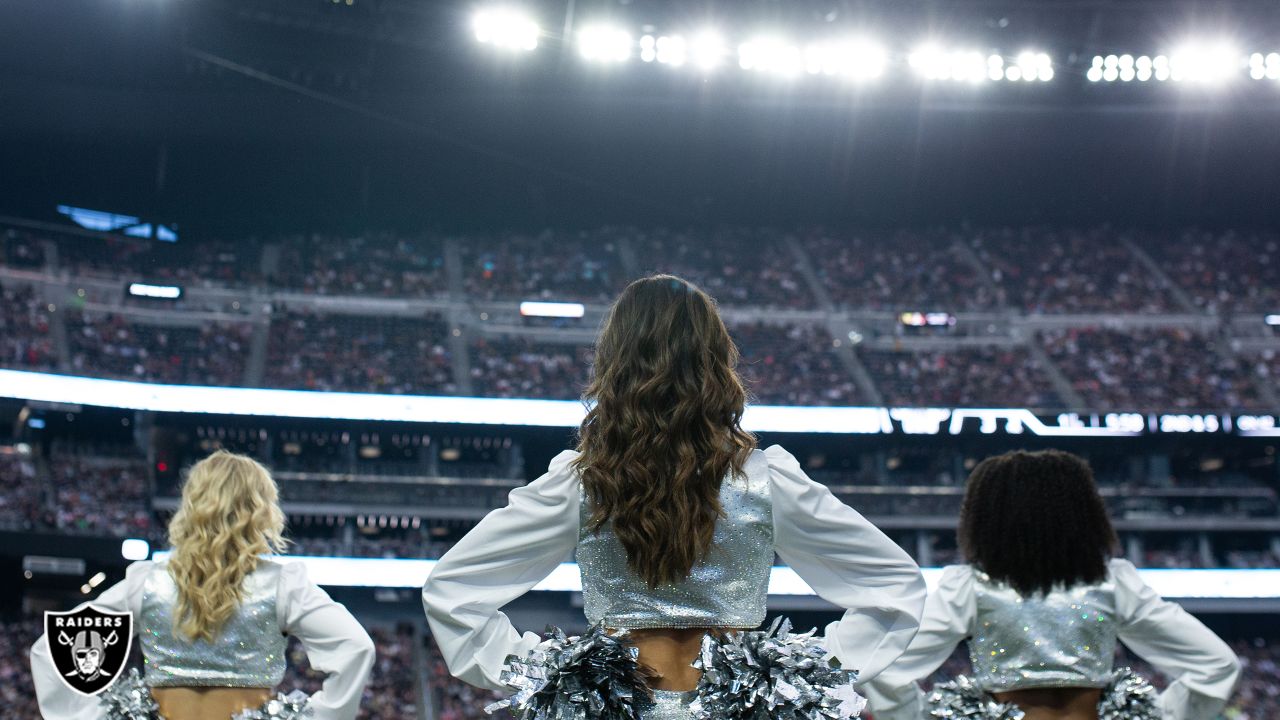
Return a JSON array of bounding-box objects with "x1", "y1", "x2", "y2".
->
[
  {"x1": 422, "y1": 274, "x2": 927, "y2": 719},
  {"x1": 864, "y1": 449, "x2": 1241, "y2": 720},
  {"x1": 31, "y1": 450, "x2": 376, "y2": 720}
]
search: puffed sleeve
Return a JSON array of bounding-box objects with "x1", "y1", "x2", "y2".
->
[
  {"x1": 862, "y1": 564, "x2": 977, "y2": 720},
  {"x1": 765, "y1": 445, "x2": 927, "y2": 684},
  {"x1": 277, "y1": 560, "x2": 376, "y2": 720},
  {"x1": 1110, "y1": 559, "x2": 1241, "y2": 720},
  {"x1": 422, "y1": 449, "x2": 582, "y2": 691},
  {"x1": 31, "y1": 561, "x2": 152, "y2": 720}
]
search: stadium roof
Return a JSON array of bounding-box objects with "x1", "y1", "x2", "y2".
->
[{"x1": 3, "y1": 0, "x2": 1280, "y2": 232}]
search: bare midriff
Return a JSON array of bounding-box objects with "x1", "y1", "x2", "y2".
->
[
  {"x1": 990, "y1": 687, "x2": 1104, "y2": 720},
  {"x1": 151, "y1": 686, "x2": 274, "y2": 720},
  {"x1": 621, "y1": 627, "x2": 725, "y2": 692}
]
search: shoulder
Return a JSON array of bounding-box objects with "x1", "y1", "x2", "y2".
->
[
  {"x1": 936, "y1": 564, "x2": 977, "y2": 593},
  {"x1": 1105, "y1": 557, "x2": 1145, "y2": 590},
  {"x1": 120, "y1": 559, "x2": 159, "y2": 592}
]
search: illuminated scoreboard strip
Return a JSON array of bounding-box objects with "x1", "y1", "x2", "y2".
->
[
  {"x1": 2, "y1": 369, "x2": 1278, "y2": 436},
  {"x1": 148, "y1": 553, "x2": 1280, "y2": 599}
]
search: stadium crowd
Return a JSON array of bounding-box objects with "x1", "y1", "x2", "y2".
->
[
  {"x1": 7, "y1": 223, "x2": 1280, "y2": 411},
  {"x1": 0, "y1": 452, "x2": 44, "y2": 531},
  {"x1": 67, "y1": 311, "x2": 252, "y2": 386},
  {"x1": 265, "y1": 311, "x2": 454, "y2": 394},
  {"x1": 802, "y1": 229, "x2": 996, "y2": 311},
  {"x1": 461, "y1": 230, "x2": 626, "y2": 303},
  {"x1": 860, "y1": 346, "x2": 1062, "y2": 408},
  {"x1": 467, "y1": 337, "x2": 589, "y2": 399},
  {"x1": 0, "y1": 284, "x2": 56, "y2": 372},
  {"x1": 732, "y1": 321, "x2": 863, "y2": 406},
  {"x1": 1041, "y1": 327, "x2": 1266, "y2": 410},
  {"x1": 969, "y1": 226, "x2": 1178, "y2": 313},
  {"x1": 48, "y1": 457, "x2": 151, "y2": 537}
]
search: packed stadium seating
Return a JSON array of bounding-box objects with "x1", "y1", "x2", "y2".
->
[
  {"x1": 731, "y1": 321, "x2": 864, "y2": 405},
  {"x1": 0, "y1": 284, "x2": 56, "y2": 372},
  {"x1": 1140, "y1": 229, "x2": 1280, "y2": 314},
  {"x1": 7, "y1": 223, "x2": 1280, "y2": 411},
  {"x1": 468, "y1": 336, "x2": 590, "y2": 399},
  {"x1": 272, "y1": 235, "x2": 447, "y2": 298},
  {"x1": 969, "y1": 226, "x2": 1180, "y2": 313},
  {"x1": 637, "y1": 228, "x2": 815, "y2": 308},
  {"x1": 0, "y1": 452, "x2": 44, "y2": 532},
  {"x1": 265, "y1": 311, "x2": 454, "y2": 394},
  {"x1": 860, "y1": 346, "x2": 1061, "y2": 408},
  {"x1": 67, "y1": 310, "x2": 253, "y2": 386},
  {"x1": 802, "y1": 228, "x2": 996, "y2": 311},
  {"x1": 1040, "y1": 327, "x2": 1266, "y2": 410},
  {"x1": 460, "y1": 229, "x2": 626, "y2": 303}
]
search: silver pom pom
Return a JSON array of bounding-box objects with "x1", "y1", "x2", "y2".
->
[
  {"x1": 485, "y1": 624, "x2": 654, "y2": 720},
  {"x1": 100, "y1": 669, "x2": 163, "y2": 720},
  {"x1": 231, "y1": 690, "x2": 313, "y2": 720},
  {"x1": 926, "y1": 676, "x2": 1025, "y2": 720},
  {"x1": 689, "y1": 616, "x2": 865, "y2": 720},
  {"x1": 1097, "y1": 668, "x2": 1159, "y2": 720}
]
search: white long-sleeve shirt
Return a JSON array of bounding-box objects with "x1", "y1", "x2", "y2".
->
[
  {"x1": 421, "y1": 444, "x2": 928, "y2": 693},
  {"x1": 863, "y1": 560, "x2": 1242, "y2": 720},
  {"x1": 31, "y1": 559, "x2": 376, "y2": 720}
]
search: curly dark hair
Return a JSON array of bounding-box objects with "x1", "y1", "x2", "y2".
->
[
  {"x1": 573, "y1": 274, "x2": 757, "y2": 588},
  {"x1": 958, "y1": 449, "x2": 1118, "y2": 596}
]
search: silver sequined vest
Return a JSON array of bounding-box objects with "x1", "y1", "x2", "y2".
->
[
  {"x1": 140, "y1": 559, "x2": 288, "y2": 687},
  {"x1": 577, "y1": 449, "x2": 774, "y2": 630},
  {"x1": 968, "y1": 568, "x2": 1118, "y2": 692}
]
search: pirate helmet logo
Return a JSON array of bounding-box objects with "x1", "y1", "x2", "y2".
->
[{"x1": 44, "y1": 605, "x2": 133, "y2": 696}]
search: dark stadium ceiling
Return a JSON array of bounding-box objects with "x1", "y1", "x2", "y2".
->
[{"x1": 2, "y1": 0, "x2": 1280, "y2": 233}]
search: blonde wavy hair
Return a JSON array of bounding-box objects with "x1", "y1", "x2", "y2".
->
[{"x1": 166, "y1": 449, "x2": 287, "y2": 642}]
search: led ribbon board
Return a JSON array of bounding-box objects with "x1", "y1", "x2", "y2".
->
[
  {"x1": 146, "y1": 553, "x2": 1280, "y2": 599},
  {"x1": 1, "y1": 369, "x2": 1278, "y2": 436}
]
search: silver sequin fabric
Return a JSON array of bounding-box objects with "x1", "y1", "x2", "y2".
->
[
  {"x1": 643, "y1": 690, "x2": 698, "y2": 720},
  {"x1": 968, "y1": 568, "x2": 1118, "y2": 692},
  {"x1": 577, "y1": 450, "x2": 774, "y2": 629},
  {"x1": 140, "y1": 559, "x2": 287, "y2": 688}
]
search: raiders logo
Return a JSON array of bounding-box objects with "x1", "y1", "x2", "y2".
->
[{"x1": 44, "y1": 605, "x2": 133, "y2": 696}]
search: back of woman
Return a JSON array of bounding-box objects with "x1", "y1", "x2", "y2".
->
[
  {"x1": 32, "y1": 450, "x2": 376, "y2": 720},
  {"x1": 423, "y1": 275, "x2": 928, "y2": 719},
  {"x1": 864, "y1": 450, "x2": 1242, "y2": 720}
]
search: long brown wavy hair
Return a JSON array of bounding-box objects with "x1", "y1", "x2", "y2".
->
[
  {"x1": 959, "y1": 449, "x2": 1118, "y2": 596},
  {"x1": 573, "y1": 274, "x2": 757, "y2": 587},
  {"x1": 166, "y1": 450, "x2": 288, "y2": 642}
]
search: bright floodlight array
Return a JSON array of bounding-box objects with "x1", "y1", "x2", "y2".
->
[
  {"x1": 578, "y1": 24, "x2": 632, "y2": 62},
  {"x1": 1089, "y1": 44, "x2": 1245, "y2": 84},
  {"x1": 470, "y1": 8, "x2": 1280, "y2": 91},
  {"x1": 1250, "y1": 53, "x2": 1280, "y2": 80},
  {"x1": 473, "y1": 7, "x2": 540, "y2": 51},
  {"x1": 908, "y1": 47, "x2": 1053, "y2": 82}
]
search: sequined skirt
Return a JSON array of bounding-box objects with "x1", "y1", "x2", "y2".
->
[
  {"x1": 925, "y1": 667, "x2": 1159, "y2": 720},
  {"x1": 99, "y1": 668, "x2": 312, "y2": 720}
]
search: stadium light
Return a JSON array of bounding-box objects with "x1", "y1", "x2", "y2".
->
[
  {"x1": 1250, "y1": 52, "x2": 1280, "y2": 80},
  {"x1": 578, "y1": 24, "x2": 632, "y2": 62},
  {"x1": 127, "y1": 282, "x2": 182, "y2": 300},
  {"x1": 909, "y1": 45, "x2": 987, "y2": 82},
  {"x1": 738, "y1": 36, "x2": 804, "y2": 77},
  {"x1": 689, "y1": 31, "x2": 727, "y2": 71},
  {"x1": 1168, "y1": 42, "x2": 1241, "y2": 84},
  {"x1": 1011, "y1": 51, "x2": 1053, "y2": 82},
  {"x1": 656, "y1": 35, "x2": 686, "y2": 66},
  {"x1": 121, "y1": 538, "x2": 150, "y2": 561},
  {"x1": 640, "y1": 35, "x2": 685, "y2": 65},
  {"x1": 803, "y1": 38, "x2": 887, "y2": 81},
  {"x1": 519, "y1": 301, "x2": 586, "y2": 318},
  {"x1": 472, "y1": 7, "x2": 540, "y2": 51}
]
